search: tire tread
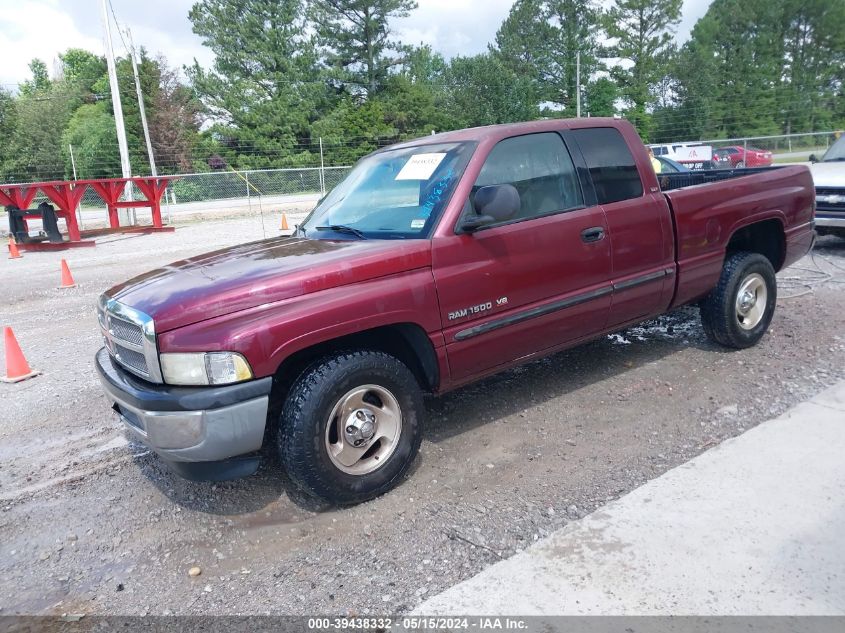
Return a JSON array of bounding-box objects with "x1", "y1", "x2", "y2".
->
[
  {"x1": 279, "y1": 350, "x2": 422, "y2": 505},
  {"x1": 700, "y1": 251, "x2": 776, "y2": 349}
]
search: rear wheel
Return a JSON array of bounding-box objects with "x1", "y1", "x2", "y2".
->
[
  {"x1": 278, "y1": 350, "x2": 423, "y2": 505},
  {"x1": 700, "y1": 251, "x2": 777, "y2": 349}
]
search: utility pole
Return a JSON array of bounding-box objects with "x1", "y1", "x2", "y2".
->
[
  {"x1": 127, "y1": 28, "x2": 157, "y2": 179},
  {"x1": 576, "y1": 51, "x2": 581, "y2": 118},
  {"x1": 69, "y1": 144, "x2": 84, "y2": 230},
  {"x1": 100, "y1": 0, "x2": 133, "y2": 223}
]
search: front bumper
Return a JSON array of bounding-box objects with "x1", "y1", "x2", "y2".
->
[
  {"x1": 815, "y1": 216, "x2": 845, "y2": 229},
  {"x1": 95, "y1": 348, "x2": 272, "y2": 480}
]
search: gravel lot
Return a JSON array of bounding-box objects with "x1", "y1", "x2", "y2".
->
[{"x1": 1, "y1": 218, "x2": 843, "y2": 616}]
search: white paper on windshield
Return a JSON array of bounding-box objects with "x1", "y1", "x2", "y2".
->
[{"x1": 395, "y1": 153, "x2": 446, "y2": 180}]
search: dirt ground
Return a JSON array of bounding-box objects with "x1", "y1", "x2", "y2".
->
[{"x1": 1, "y1": 218, "x2": 844, "y2": 616}]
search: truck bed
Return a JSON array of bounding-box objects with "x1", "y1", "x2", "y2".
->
[
  {"x1": 659, "y1": 166, "x2": 785, "y2": 191},
  {"x1": 659, "y1": 165, "x2": 815, "y2": 308}
]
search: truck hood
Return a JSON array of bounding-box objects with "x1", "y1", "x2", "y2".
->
[
  {"x1": 809, "y1": 162, "x2": 845, "y2": 188},
  {"x1": 106, "y1": 237, "x2": 432, "y2": 332}
]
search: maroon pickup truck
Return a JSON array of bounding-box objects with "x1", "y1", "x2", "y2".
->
[{"x1": 95, "y1": 118, "x2": 815, "y2": 504}]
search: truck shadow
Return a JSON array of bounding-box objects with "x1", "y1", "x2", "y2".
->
[
  {"x1": 134, "y1": 306, "x2": 722, "y2": 514},
  {"x1": 424, "y1": 306, "x2": 719, "y2": 444}
]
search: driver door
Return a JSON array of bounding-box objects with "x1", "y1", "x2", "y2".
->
[{"x1": 432, "y1": 132, "x2": 614, "y2": 383}]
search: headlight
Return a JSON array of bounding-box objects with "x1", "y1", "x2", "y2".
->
[{"x1": 160, "y1": 352, "x2": 253, "y2": 386}]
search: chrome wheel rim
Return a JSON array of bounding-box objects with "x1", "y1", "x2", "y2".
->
[
  {"x1": 735, "y1": 273, "x2": 767, "y2": 330},
  {"x1": 324, "y1": 384, "x2": 402, "y2": 475}
]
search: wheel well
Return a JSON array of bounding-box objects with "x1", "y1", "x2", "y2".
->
[
  {"x1": 267, "y1": 323, "x2": 438, "y2": 425},
  {"x1": 726, "y1": 219, "x2": 785, "y2": 271}
]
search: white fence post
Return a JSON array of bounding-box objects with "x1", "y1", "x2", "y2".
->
[{"x1": 319, "y1": 137, "x2": 326, "y2": 195}]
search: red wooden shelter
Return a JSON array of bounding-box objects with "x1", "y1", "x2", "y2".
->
[{"x1": 2, "y1": 176, "x2": 177, "y2": 251}]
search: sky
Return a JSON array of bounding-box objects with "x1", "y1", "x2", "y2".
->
[{"x1": 0, "y1": 0, "x2": 714, "y2": 89}]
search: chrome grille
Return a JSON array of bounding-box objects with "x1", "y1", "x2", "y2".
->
[
  {"x1": 98, "y1": 295, "x2": 162, "y2": 383},
  {"x1": 815, "y1": 188, "x2": 845, "y2": 213},
  {"x1": 109, "y1": 316, "x2": 144, "y2": 346},
  {"x1": 113, "y1": 343, "x2": 148, "y2": 374}
]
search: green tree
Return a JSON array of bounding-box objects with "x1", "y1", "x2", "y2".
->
[
  {"x1": 61, "y1": 103, "x2": 120, "y2": 179},
  {"x1": 19, "y1": 59, "x2": 51, "y2": 97},
  {"x1": 584, "y1": 77, "x2": 617, "y2": 117},
  {"x1": 188, "y1": 0, "x2": 324, "y2": 167},
  {"x1": 0, "y1": 88, "x2": 17, "y2": 181},
  {"x1": 59, "y1": 49, "x2": 107, "y2": 94},
  {"x1": 4, "y1": 82, "x2": 77, "y2": 182},
  {"x1": 442, "y1": 54, "x2": 540, "y2": 127},
  {"x1": 603, "y1": 0, "x2": 682, "y2": 139},
  {"x1": 494, "y1": 0, "x2": 604, "y2": 116},
  {"x1": 312, "y1": 97, "x2": 396, "y2": 164},
  {"x1": 309, "y1": 0, "x2": 418, "y2": 96},
  {"x1": 780, "y1": 0, "x2": 845, "y2": 133},
  {"x1": 672, "y1": 0, "x2": 786, "y2": 139}
]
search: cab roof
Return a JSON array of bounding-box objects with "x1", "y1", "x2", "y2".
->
[{"x1": 385, "y1": 117, "x2": 624, "y2": 150}]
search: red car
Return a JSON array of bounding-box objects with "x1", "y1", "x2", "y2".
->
[
  {"x1": 96, "y1": 118, "x2": 814, "y2": 504},
  {"x1": 713, "y1": 145, "x2": 774, "y2": 168}
]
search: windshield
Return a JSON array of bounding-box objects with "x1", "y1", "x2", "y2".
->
[
  {"x1": 821, "y1": 136, "x2": 845, "y2": 162},
  {"x1": 300, "y1": 142, "x2": 475, "y2": 239}
]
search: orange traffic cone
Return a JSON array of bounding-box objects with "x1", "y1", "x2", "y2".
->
[
  {"x1": 279, "y1": 213, "x2": 290, "y2": 231},
  {"x1": 58, "y1": 259, "x2": 77, "y2": 289},
  {"x1": 1, "y1": 327, "x2": 40, "y2": 383},
  {"x1": 7, "y1": 238, "x2": 21, "y2": 259}
]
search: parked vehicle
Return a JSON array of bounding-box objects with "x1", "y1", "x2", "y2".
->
[
  {"x1": 809, "y1": 136, "x2": 845, "y2": 239},
  {"x1": 713, "y1": 145, "x2": 774, "y2": 168},
  {"x1": 96, "y1": 118, "x2": 815, "y2": 505},
  {"x1": 649, "y1": 143, "x2": 713, "y2": 170}
]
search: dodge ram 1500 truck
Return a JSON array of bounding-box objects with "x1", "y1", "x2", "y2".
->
[{"x1": 95, "y1": 118, "x2": 815, "y2": 505}]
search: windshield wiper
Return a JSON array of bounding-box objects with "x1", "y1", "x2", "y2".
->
[{"x1": 315, "y1": 224, "x2": 367, "y2": 239}]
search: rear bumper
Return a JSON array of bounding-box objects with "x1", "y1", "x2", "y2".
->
[{"x1": 95, "y1": 347, "x2": 272, "y2": 480}]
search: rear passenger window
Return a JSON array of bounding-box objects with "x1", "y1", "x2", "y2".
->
[
  {"x1": 572, "y1": 128, "x2": 644, "y2": 204},
  {"x1": 473, "y1": 133, "x2": 583, "y2": 220}
]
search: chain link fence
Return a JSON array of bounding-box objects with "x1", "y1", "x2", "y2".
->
[
  {"x1": 6, "y1": 129, "x2": 841, "y2": 234},
  {"x1": 669, "y1": 130, "x2": 840, "y2": 163},
  {"x1": 165, "y1": 166, "x2": 351, "y2": 205}
]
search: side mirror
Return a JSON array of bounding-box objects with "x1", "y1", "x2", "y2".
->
[
  {"x1": 461, "y1": 184, "x2": 520, "y2": 232},
  {"x1": 809, "y1": 154, "x2": 818, "y2": 163}
]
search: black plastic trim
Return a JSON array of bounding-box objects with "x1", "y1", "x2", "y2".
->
[
  {"x1": 454, "y1": 286, "x2": 613, "y2": 342},
  {"x1": 163, "y1": 456, "x2": 261, "y2": 481},
  {"x1": 95, "y1": 347, "x2": 272, "y2": 412},
  {"x1": 612, "y1": 268, "x2": 674, "y2": 292}
]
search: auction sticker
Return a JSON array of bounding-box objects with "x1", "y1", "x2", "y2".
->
[{"x1": 396, "y1": 153, "x2": 446, "y2": 180}]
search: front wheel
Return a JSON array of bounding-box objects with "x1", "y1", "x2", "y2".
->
[
  {"x1": 278, "y1": 350, "x2": 423, "y2": 505},
  {"x1": 700, "y1": 251, "x2": 777, "y2": 349}
]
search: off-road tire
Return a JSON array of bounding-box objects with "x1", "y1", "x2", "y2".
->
[
  {"x1": 700, "y1": 251, "x2": 777, "y2": 349},
  {"x1": 278, "y1": 350, "x2": 423, "y2": 505}
]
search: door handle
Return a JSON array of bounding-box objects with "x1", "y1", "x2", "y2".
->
[{"x1": 581, "y1": 226, "x2": 605, "y2": 243}]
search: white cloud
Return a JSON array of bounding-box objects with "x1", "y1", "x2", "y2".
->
[
  {"x1": 0, "y1": 0, "x2": 714, "y2": 89},
  {"x1": 394, "y1": 0, "x2": 515, "y2": 59},
  {"x1": 0, "y1": 1, "x2": 103, "y2": 87}
]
